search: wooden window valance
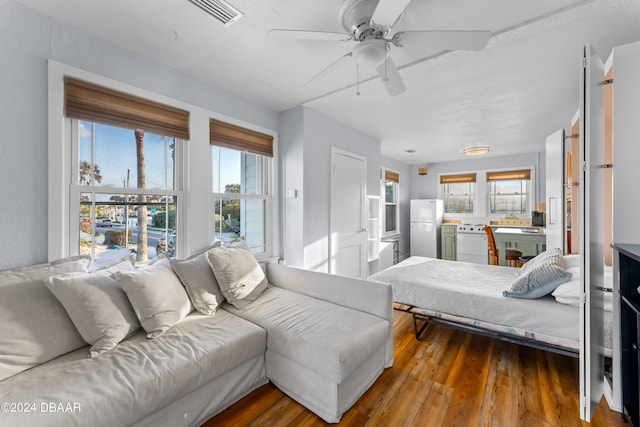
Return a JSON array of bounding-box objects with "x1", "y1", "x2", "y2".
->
[
  {"x1": 385, "y1": 170, "x2": 399, "y2": 183},
  {"x1": 64, "y1": 77, "x2": 190, "y2": 140},
  {"x1": 210, "y1": 119, "x2": 273, "y2": 158},
  {"x1": 486, "y1": 169, "x2": 531, "y2": 181},
  {"x1": 440, "y1": 173, "x2": 477, "y2": 184}
]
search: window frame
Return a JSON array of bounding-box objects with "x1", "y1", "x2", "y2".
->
[
  {"x1": 68, "y1": 119, "x2": 184, "y2": 263},
  {"x1": 211, "y1": 144, "x2": 273, "y2": 257},
  {"x1": 486, "y1": 168, "x2": 534, "y2": 218},
  {"x1": 381, "y1": 168, "x2": 400, "y2": 237},
  {"x1": 439, "y1": 172, "x2": 478, "y2": 218}
]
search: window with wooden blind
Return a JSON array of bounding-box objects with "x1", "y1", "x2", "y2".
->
[
  {"x1": 382, "y1": 169, "x2": 400, "y2": 236},
  {"x1": 63, "y1": 77, "x2": 185, "y2": 267},
  {"x1": 210, "y1": 119, "x2": 274, "y2": 255},
  {"x1": 441, "y1": 173, "x2": 476, "y2": 214},
  {"x1": 487, "y1": 169, "x2": 532, "y2": 215}
]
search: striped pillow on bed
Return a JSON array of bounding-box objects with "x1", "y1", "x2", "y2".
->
[{"x1": 504, "y1": 248, "x2": 572, "y2": 299}]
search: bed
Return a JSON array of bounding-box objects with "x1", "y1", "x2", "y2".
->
[{"x1": 369, "y1": 255, "x2": 613, "y2": 358}]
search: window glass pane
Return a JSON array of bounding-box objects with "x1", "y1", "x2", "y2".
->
[
  {"x1": 212, "y1": 147, "x2": 263, "y2": 195},
  {"x1": 213, "y1": 197, "x2": 266, "y2": 253},
  {"x1": 79, "y1": 121, "x2": 175, "y2": 190},
  {"x1": 79, "y1": 192, "x2": 176, "y2": 268},
  {"x1": 385, "y1": 205, "x2": 396, "y2": 233},
  {"x1": 385, "y1": 181, "x2": 395, "y2": 203},
  {"x1": 489, "y1": 179, "x2": 529, "y2": 215},
  {"x1": 443, "y1": 182, "x2": 475, "y2": 213}
]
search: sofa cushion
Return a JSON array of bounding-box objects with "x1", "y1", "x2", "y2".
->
[
  {"x1": 0, "y1": 256, "x2": 91, "y2": 381},
  {"x1": 171, "y1": 242, "x2": 224, "y2": 315},
  {"x1": 45, "y1": 270, "x2": 140, "y2": 357},
  {"x1": 0, "y1": 310, "x2": 267, "y2": 427},
  {"x1": 112, "y1": 257, "x2": 192, "y2": 338},
  {"x1": 224, "y1": 286, "x2": 389, "y2": 384},
  {"x1": 206, "y1": 241, "x2": 268, "y2": 309}
]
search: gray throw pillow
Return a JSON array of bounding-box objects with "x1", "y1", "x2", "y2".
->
[
  {"x1": 113, "y1": 257, "x2": 192, "y2": 338},
  {"x1": 171, "y1": 242, "x2": 224, "y2": 315},
  {"x1": 205, "y1": 242, "x2": 268, "y2": 309},
  {"x1": 46, "y1": 270, "x2": 140, "y2": 357},
  {"x1": 504, "y1": 257, "x2": 572, "y2": 299}
]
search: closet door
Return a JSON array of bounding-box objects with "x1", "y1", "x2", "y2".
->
[{"x1": 579, "y1": 44, "x2": 606, "y2": 420}]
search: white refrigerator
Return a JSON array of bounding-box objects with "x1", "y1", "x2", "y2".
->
[{"x1": 410, "y1": 199, "x2": 443, "y2": 258}]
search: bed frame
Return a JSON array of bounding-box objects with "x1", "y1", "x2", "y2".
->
[{"x1": 393, "y1": 303, "x2": 579, "y2": 359}]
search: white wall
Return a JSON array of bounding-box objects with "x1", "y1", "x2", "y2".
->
[
  {"x1": 612, "y1": 39, "x2": 640, "y2": 244},
  {"x1": 280, "y1": 107, "x2": 382, "y2": 272},
  {"x1": 0, "y1": 0, "x2": 278, "y2": 268}
]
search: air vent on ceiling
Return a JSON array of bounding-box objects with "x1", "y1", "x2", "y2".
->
[{"x1": 188, "y1": 0, "x2": 243, "y2": 27}]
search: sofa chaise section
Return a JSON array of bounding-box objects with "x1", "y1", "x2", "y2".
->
[{"x1": 225, "y1": 263, "x2": 394, "y2": 423}]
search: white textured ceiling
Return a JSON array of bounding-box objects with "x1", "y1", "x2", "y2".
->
[{"x1": 14, "y1": 0, "x2": 640, "y2": 164}]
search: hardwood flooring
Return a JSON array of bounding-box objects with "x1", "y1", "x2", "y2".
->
[{"x1": 203, "y1": 311, "x2": 627, "y2": 427}]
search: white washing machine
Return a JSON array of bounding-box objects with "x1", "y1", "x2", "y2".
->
[{"x1": 456, "y1": 224, "x2": 489, "y2": 264}]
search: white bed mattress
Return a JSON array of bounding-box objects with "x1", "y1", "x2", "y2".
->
[{"x1": 369, "y1": 256, "x2": 580, "y2": 348}]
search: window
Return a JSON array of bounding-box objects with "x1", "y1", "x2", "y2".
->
[
  {"x1": 382, "y1": 169, "x2": 399, "y2": 235},
  {"x1": 64, "y1": 78, "x2": 187, "y2": 267},
  {"x1": 441, "y1": 173, "x2": 476, "y2": 214},
  {"x1": 487, "y1": 169, "x2": 531, "y2": 215},
  {"x1": 211, "y1": 119, "x2": 273, "y2": 255}
]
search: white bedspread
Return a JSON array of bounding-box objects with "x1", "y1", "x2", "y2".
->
[{"x1": 369, "y1": 256, "x2": 579, "y2": 343}]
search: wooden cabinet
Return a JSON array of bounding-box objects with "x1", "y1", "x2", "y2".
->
[
  {"x1": 441, "y1": 224, "x2": 457, "y2": 261},
  {"x1": 614, "y1": 243, "x2": 640, "y2": 426}
]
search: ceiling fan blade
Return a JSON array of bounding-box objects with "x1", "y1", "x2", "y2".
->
[
  {"x1": 267, "y1": 29, "x2": 350, "y2": 41},
  {"x1": 393, "y1": 30, "x2": 491, "y2": 51},
  {"x1": 376, "y1": 56, "x2": 406, "y2": 97},
  {"x1": 371, "y1": 0, "x2": 412, "y2": 29},
  {"x1": 301, "y1": 52, "x2": 353, "y2": 90}
]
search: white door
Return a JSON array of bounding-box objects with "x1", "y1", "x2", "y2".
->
[
  {"x1": 330, "y1": 148, "x2": 367, "y2": 278},
  {"x1": 545, "y1": 129, "x2": 565, "y2": 251},
  {"x1": 579, "y1": 44, "x2": 606, "y2": 421}
]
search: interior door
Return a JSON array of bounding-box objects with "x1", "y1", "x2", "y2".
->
[
  {"x1": 579, "y1": 44, "x2": 606, "y2": 420},
  {"x1": 330, "y1": 148, "x2": 367, "y2": 279},
  {"x1": 545, "y1": 129, "x2": 565, "y2": 251}
]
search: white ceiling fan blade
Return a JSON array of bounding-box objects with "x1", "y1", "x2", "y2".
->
[
  {"x1": 371, "y1": 0, "x2": 412, "y2": 29},
  {"x1": 393, "y1": 30, "x2": 491, "y2": 51},
  {"x1": 376, "y1": 56, "x2": 406, "y2": 97},
  {"x1": 267, "y1": 29, "x2": 350, "y2": 41},
  {"x1": 301, "y1": 52, "x2": 353, "y2": 90}
]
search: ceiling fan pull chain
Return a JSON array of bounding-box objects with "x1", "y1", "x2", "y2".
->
[{"x1": 356, "y1": 63, "x2": 360, "y2": 96}]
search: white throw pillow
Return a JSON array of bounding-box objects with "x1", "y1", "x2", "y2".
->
[
  {"x1": 0, "y1": 256, "x2": 91, "y2": 381},
  {"x1": 551, "y1": 275, "x2": 581, "y2": 307},
  {"x1": 562, "y1": 254, "x2": 581, "y2": 270},
  {"x1": 171, "y1": 242, "x2": 223, "y2": 315},
  {"x1": 205, "y1": 241, "x2": 268, "y2": 309},
  {"x1": 45, "y1": 270, "x2": 141, "y2": 357},
  {"x1": 112, "y1": 257, "x2": 192, "y2": 338}
]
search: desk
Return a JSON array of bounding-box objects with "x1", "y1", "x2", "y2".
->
[{"x1": 494, "y1": 228, "x2": 546, "y2": 266}]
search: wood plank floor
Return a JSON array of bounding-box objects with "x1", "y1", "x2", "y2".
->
[{"x1": 204, "y1": 311, "x2": 627, "y2": 427}]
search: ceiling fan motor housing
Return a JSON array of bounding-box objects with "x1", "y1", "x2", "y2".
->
[{"x1": 339, "y1": 0, "x2": 383, "y2": 40}]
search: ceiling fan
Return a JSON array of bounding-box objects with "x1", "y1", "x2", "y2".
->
[{"x1": 268, "y1": 0, "x2": 491, "y2": 96}]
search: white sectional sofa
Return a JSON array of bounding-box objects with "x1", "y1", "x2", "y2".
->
[{"x1": 0, "y1": 247, "x2": 393, "y2": 426}]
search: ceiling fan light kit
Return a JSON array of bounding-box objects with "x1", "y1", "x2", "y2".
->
[
  {"x1": 463, "y1": 146, "x2": 490, "y2": 156},
  {"x1": 352, "y1": 39, "x2": 389, "y2": 68}
]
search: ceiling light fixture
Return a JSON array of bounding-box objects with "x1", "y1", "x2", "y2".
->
[
  {"x1": 463, "y1": 146, "x2": 490, "y2": 156},
  {"x1": 352, "y1": 39, "x2": 389, "y2": 68}
]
